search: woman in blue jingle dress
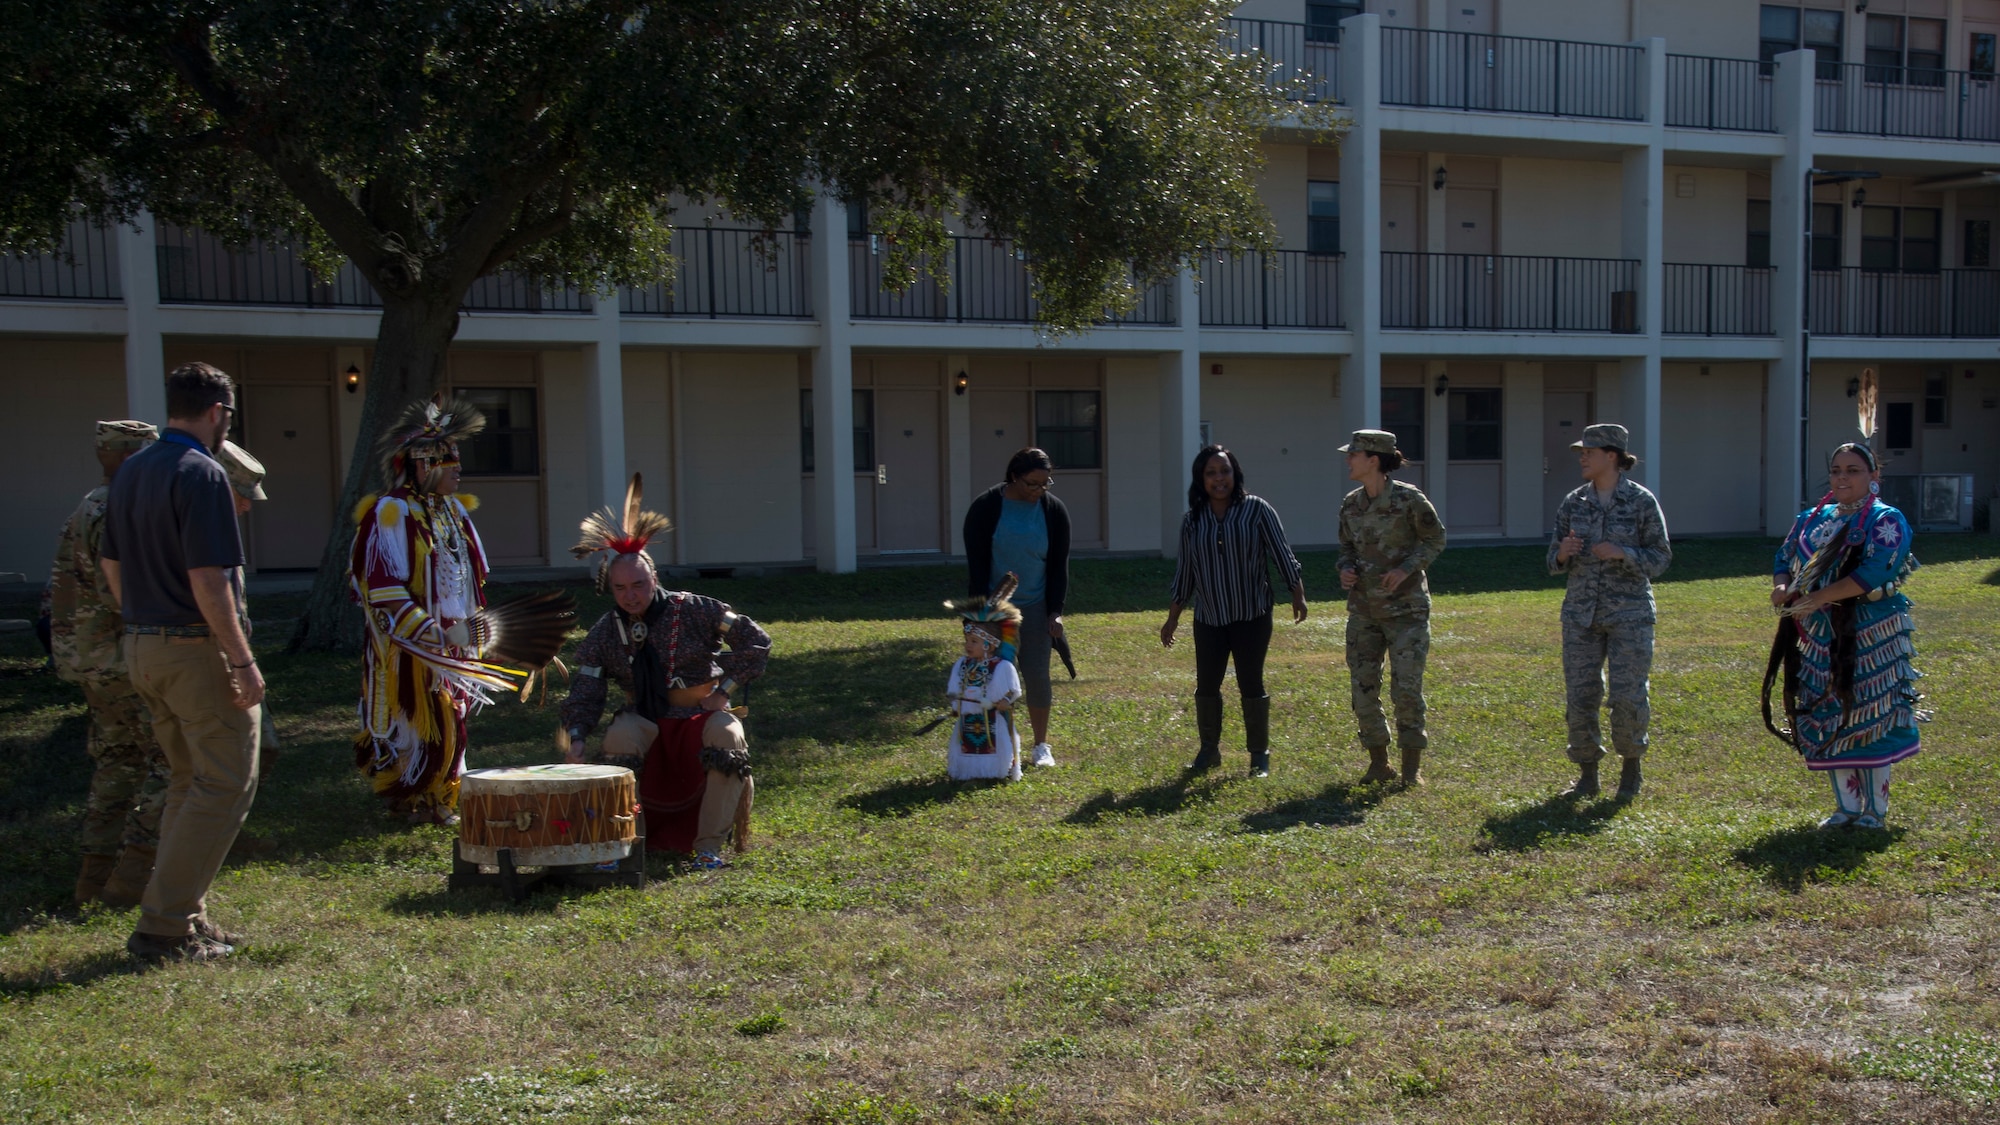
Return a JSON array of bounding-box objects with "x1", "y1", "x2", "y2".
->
[{"x1": 1764, "y1": 442, "x2": 1928, "y2": 829}]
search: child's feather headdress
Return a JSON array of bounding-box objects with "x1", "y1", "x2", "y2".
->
[{"x1": 946, "y1": 572, "x2": 1024, "y2": 663}]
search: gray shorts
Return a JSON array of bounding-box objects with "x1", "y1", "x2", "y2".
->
[{"x1": 1016, "y1": 600, "x2": 1053, "y2": 708}]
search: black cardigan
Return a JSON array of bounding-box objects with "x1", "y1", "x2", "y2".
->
[{"x1": 963, "y1": 483, "x2": 1070, "y2": 616}]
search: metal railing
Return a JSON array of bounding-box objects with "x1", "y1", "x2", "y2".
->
[
  {"x1": 1198, "y1": 249, "x2": 1343, "y2": 329},
  {"x1": 1665, "y1": 55, "x2": 1777, "y2": 132},
  {"x1": 0, "y1": 220, "x2": 123, "y2": 301},
  {"x1": 1810, "y1": 268, "x2": 2000, "y2": 337},
  {"x1": 621, "y1": 228, "x2": 811, "y2": 318},
  {"x1": 1382, "y1": 27, "x2": 1644, "y2": 120},
  {"x1": 1663, "y1": 264, "x2": 1774, "y2": 335},
  {"x1": 849, "y1": 235, "x2": 1175, "y2": 326},
  {"x1": 460, "y1": 273, "x2": 591, "y2": 313},
  {"x1": 1815, "y1": 62, "x2": 2000, "y2": 141},
  {"x1": 1222, "y1": 17, "x2": 1340, "y2": 103},
  {"x1": 1382, "y1": 252, "x2": 1643, "y2": 332}
]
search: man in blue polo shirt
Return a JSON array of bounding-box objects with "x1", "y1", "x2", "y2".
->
[{"x1": 101, "y1": 361, "x2": 264, "y2": 964}]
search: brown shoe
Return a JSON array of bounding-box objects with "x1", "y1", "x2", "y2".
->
[
  {"x1": 1360, "y1": 746, "x2": 1397, "y2": 785},
  {"x1": 127, "y1": 930, "x2": 232, "y2": 963},
  {"x1": 1400, "y1": 747, "x2": 1425, "y2": 788},
  {"x1": 100, "y1": 844, "x2": 158, "y2": 909},
  {"x1": 192, "y1": 915, "x2": 244, "y2": 947},
  {"x1": 73, "y1": 853, "x2": 117, "y2": 906}
]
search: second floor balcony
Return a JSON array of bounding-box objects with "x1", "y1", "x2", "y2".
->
[
  {"x1": 1381, "y1": 27, "x2": 1645, "y2": 121},
  {"x1": 1663, "y1": 263, "x2": 1775, "y2": 336},
  {"x1": 848, "y1": 235, "x2": 1176, "y2": 326},
  {"x1": 1383, "y1": 252, "x2": 1643, "y2": 333},
  {"x1": 1815, "y1": 61, "x2": 2000, "y2": 143},
  {"x1": 0, "y1": 220, "x2": 123, "y2": 301},
  {"x1": 620, "y1": 228, "x2": 811, "y2": 319},
  {"x1": 1198, "y1": 249, "x2": 1343, "y2": 330},
  {"x1": 1811, "y1": 268, "x2": 2000, "y2": 337},
  {"x1": 1222, "y1": 17, "x2": 1339, "y2": 104}
]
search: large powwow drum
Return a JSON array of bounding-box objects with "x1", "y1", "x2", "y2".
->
[{"x1": 459, "y1": 764, "x2": 639, "y2": 866}]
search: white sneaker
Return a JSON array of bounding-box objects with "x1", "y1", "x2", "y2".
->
[{"x1": 1028, "y1": 743, "x2": 1057, "y2": 768}]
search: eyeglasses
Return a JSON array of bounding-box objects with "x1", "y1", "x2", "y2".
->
[{"x1": 1019, "y1": 477, "x2": 1055, "y2": 491}]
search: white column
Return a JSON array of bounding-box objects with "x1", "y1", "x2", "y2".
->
[
  {"x1": 1769, "y1": 49, "x2": 1817, "y2": 533},
  {"x1": 1338, "y1": 12, "x2": 1383, "y2": 433},
  {"x1": 809, "y1": 189, "x2": 858, "y2": 572},
  {"x1": 1619, "y1": 41, "x2": 1666, "y2": 495},
  {"x1": 1158, "y1": 267, "x2": 1200, "y2": 556},
  {"x1": 945, "y1": 351, "x2": 973, "y2": 554},
  {"x1": 117, "y1": 211, "x2": 166, "y2": 422},
  {"x1": 581, "y1": 291, "x2": 627, "y2": 513}
]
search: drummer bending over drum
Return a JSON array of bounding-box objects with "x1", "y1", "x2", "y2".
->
[{"x1": 560, "y1": 485, "x2": 770, "y2": 869}]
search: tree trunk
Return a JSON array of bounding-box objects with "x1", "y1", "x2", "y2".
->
[{"x1": 289, "y1": 296, "x2": 463, "y2": 652}]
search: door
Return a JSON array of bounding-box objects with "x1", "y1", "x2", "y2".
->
[
  {"x1": 970, "y1": 389, "x2": 1032, "y2": 491},
  {"x1": 874, "y1": 388, "x2": 943, "y2": 552},
  {"x1": 239, "y1": 384, "x2": 335, "y2": 570},
  {"x1": 1452, "y1": 2, "x2": 1499, "y2": 110},
  {"x1": 1383, "y1": 184, "x2": 1423, "y2": 326},
  {"x1": 1444, "y1": 187, "x2": 1496, "y2": 328},
  {"x1": 1543, "y1": 391, "x2": 1590, "y2": 530}
]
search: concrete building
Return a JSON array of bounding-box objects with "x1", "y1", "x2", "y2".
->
[{"x1": 5, "y1": 0, "x2": 1998, "y2": 581}]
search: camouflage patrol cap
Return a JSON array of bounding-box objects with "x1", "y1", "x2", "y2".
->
[
  {"x1": 94, "y1": 420, "x2": 158, "y2": 452},
  {"x1": 1569, "y1": 423, "x2": 1631, "y2": 452},
  {"x1": 218, "y1": 440, "x2": 268, "y2": 500},
  {"x1": 1338, "y1": 429, "x2": 1399, "y2": 455}
]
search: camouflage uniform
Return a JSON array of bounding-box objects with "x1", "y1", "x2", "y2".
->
[
  {"x1": 1546, "y1": 475, "x2": 1671, "y2": 764},
  {"x1": 50, "y1": 449, "x2": 167, "y2": 858},
  {"x1": 1338, "y1": 476, "x2": 1447, "y2": 752}
]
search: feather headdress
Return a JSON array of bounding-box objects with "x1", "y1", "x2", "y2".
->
[
  {"x1": 946, "y1": 571, "x2": 1024, "y2": 663},
  {"x1": 375, "y1": 393, "x2": 485, "y2": 491},
  {"x1": 572, "y1": 473, "x2": 673, "y2": 591},
  {"x1": 1856, "y1": 366, "x2": 1878, "y2": 443}
]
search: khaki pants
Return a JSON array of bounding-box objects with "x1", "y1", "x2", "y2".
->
[{"x1": 122, "y1": 633, "x2": 260, "y2": 938}]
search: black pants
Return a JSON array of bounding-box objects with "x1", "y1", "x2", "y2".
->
[{"x1": 1192, "y1": 613, "x2": 1272, "y2": 703}]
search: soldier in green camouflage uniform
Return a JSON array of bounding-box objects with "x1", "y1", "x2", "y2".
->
[
  {"x1": 1337, "y1": 430, "x2": 1447, "y2": 787},
  {"x1": 48, "y1": 420, "x2": 164, "y2": 906},
  {"x1": 1546, "y1": 423, "x2": 1671, "y2": 800}
]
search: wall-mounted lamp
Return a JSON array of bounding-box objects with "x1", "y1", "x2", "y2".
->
[
  {"x1": 1854, "y1": 1, "x2": 1867, "y2": 12},
  {"x1": 345, "y1": 364, "x2": 362, "y2": 394},
  {"x1": 1850, "y1": 187, "x2": 1868, "y2": 209},
  {"x1": 1433, "y1": 373, "x2": 1450, "y2": 397},
  {"x1": 954, "y1": 370, "x2": 969, "y2": 396},
  {"x1": 1846, "y1": 376, "x2": 1861, "y2": 397},
  {"x1": 1432, "y1": 165, "x2": 1447, "y2": 191}
]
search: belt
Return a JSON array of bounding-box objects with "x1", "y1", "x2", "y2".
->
[
  {"x1": 666, "y1": 679, "x2": 720, "y2": 708},
  {"x1": 125, "y1": 624, "x2": 212, "y2": 637}
]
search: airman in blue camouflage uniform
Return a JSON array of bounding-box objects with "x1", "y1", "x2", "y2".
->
[
  {"x1": 1338, "y1": 430, "x2": 1446, "y2": 787},
  {"x1": 1547, "y1": 423, "x2": 1671, "y2": 799}
]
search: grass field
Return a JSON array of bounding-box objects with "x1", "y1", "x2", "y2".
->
[{"x1": 1, "y1": 537, "x2": 1997, "y2": 1123}]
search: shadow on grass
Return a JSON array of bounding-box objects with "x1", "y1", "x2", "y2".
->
[
  {"x1": 1239, "y1": 780, "x2": 1396, "y2": 833},
  {"x1": 0, "y1": 950, "x2": 140, "y2": 1000},
  {"x1": 1064, "y1": 772, "x2": 1231, "y2": 825},
  {"x1": 1732, "y1": 823, "x2": 1904, "y2": 891},
  {"x1": 1475, "y1": 792, "x2": 1629, "y2": 852},
  {"x1": 754, "y1": 638, "x2": 948, "y2": 758},
  {"x1": 837, "y1": 773, "x2": 985, "y2": 818}
]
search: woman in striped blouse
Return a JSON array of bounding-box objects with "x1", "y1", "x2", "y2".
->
[{"x1": 1159, "y1": 445, "x2": 1307, "y2": 778}]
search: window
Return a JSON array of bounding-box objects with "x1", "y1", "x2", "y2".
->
[
  {"x1": 1307, "y1": 2, "x2": 1362, "y2": 43},
  {"x1": 1966, "y1": 219, "x2": 1993, "y2": 268},
  {"x1": 458, "y1": 387, "x2": 538, "y2": 475},
  {"x1": 1747, "y1": 200, "x2": 1772, "y2": 268},
  {"x1": 1760, "y1": 5, "x2": 1842, "y2": 79},
  {"x1": 845, "y1": 198, "x2": 868, "y2": 238},
  {"x1": 1973, "y1": 33, "x2": 1997, "y2": 78},
  {"x1": 1307, "y1": 181, "x2": 1340, "y2": 255},
  {"x1": 1035, "y1": 390, "x2": 1101, "y2": 470},
  {"x1": 1861, "y1": 207, "x2": 1941, "y2": 272},
  {"x1": 1924, "y1": 369, "x2": 1949, "y2": 426},
  {"x1": 1867, "y1": 15, "x2": 1946, "y2": 86},
  {"x1": 1381, "y1": 387, "x2": 1426, "y2": 462},
  {"x1": 1884, "y1": 401, "x2": 1915, "y2": 450},
  {"x1": 1447, "y1": 388, "x2": 1502, "y2": 461},
  {"x1": 1810, "y1": 202, "x2": 1842, "y2": 271},
  {"x1": 799, "y1": 389, "x2": 874, "y2": 473}
]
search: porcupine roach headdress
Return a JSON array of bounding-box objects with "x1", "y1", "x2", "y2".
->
[
  {"x1": 946, "y1": 571, "x2": 1024, "y2": 664},
  {"x1": 571, "y1": 473, "x2": 673, "y2": 593},
  {"x1": 375, "y1": 392, "x2": 486, "y2": 492}
]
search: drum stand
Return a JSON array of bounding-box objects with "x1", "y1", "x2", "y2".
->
[{"x1": 448, "y1": 834, "x2": 648, "y2": 900}]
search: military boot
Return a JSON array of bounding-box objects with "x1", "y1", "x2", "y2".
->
[
  {"x1": 1400, "y1": 747, "x2": 1425, "y2": 788},
  {"x1": 99, "y1": 844, "x2": 157, "y2": 909},
  {"x1": 1562, "y1": 761, "x2": 1601, "y2": 799},
  {"x1": 1189, "y1": 696, "x2": 1224, "y2": 773},
  {"x1": 1360, "y1": 746, "x2": 1397, "y2": 784},
  {"x1": 1615, "y1": 757, "x2": 1643, "y2": 799},
  {"x1": 73, "y1": 853, "x2": 116, "y2": 907},
  {"x1": 1243, "y1": 695, "x2": 1272, "y2": 778}
]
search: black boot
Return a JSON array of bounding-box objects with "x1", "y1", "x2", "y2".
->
[
  {"x1": 1190, "y1": 695, "x2": 1223, "y2": 773},
  {"x1": 1244, "y1": 695, "x2": 1271, "y2": 777},
  {"x1": 1562, "y1": 760, "x2": 1601, "y2": 798},
  {"x1": 1615, "y1": 757, "x2": 1642, "y2": 799}
]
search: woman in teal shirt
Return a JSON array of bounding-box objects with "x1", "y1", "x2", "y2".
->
[{"x1": 963, "y1": 448, "x2": 1071, "y2": 767}]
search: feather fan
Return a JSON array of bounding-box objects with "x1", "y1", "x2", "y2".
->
[{"x1": 469, "y1": 589, "x2": 577, "y2": 670}]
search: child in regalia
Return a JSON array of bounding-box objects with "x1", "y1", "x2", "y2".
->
[{"x1": 944, "y1": 573, "x2": 1026, "y2": 782}]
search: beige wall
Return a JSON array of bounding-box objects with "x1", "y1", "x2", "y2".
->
[
  {"x1": 1502, "y1": 0, "x2": 1631, "y2": 42},
  {"x1": 678, "y1": 352, "x2": 804, "y2": 564},
  {"x1": 1663, "y1": 167, "x2": 1752, "y2": 265},
  {"x1": 620, "y1": 350, "x2": 675, "y2": 542},
  {"x1": 537, "y1": 350, "x2": 590, "y2": 568},
  {"x1": 1, "y1": 341, "x2": 128, "y2": 579},
  {"x1": 1499, "y1": 158, "x2": 1624, "y2": 259},
  {"x1": 1104, "y1": 358, "x2": 1163, "y2": 552},
  {"x1": 1661, "y1": 363, "x2": 1766, "y2": 534},
  {"x1": 1198, "y1": 358, "x2": 1345, "y2": 546},
  {"x1": 1260, "y1": 144, "x2": 1312, "y2": 250},
  {"x1": 1231, "y1": 0, "x2": 1306, "y2": 22},
  {"x1": 1634, "y1": 0, "x2": 1759, "y2": 55}
]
